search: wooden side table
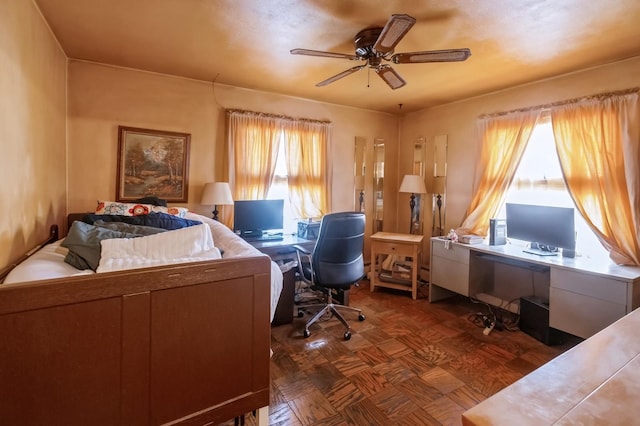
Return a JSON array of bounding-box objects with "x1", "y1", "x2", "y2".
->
[{"x1": 370, "y1": 232, "x2": 423, "y2": 300}]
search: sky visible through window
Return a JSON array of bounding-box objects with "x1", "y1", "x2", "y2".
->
[{"x1": 266, "y1": 138, "x2": 297, "y2": 234}]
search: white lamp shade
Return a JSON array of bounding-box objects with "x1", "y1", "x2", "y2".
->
[
  {"x1": 201, "y1": 182, "x2": 234, "y2": 205},
  {"x1": 399, "y1": 175, "x2": 427, "y2": 194}
]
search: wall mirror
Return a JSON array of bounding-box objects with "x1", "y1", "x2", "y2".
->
[
  {"x1": 373, "y1": 139, "x2": 385, "y2": 233},
  {"x1": 354, "y1": 137, "x2": 366, "y2": 213},
  {"x1": 411, "y1": 138, "x2": 426, "y2": 234},
  {"x1": 430, "y1": 135, "x2": 447, "y2": 236}
]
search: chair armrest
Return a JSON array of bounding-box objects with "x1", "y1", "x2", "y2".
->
[{"x1": 292, "y1": 244, "x2": 312, "y2": 255}]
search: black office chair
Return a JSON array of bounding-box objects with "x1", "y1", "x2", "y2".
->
[{"x1": 294, "y1": 212, "x2": 366, "y2": 340}]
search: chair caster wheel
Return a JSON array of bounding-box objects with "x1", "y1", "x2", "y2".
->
[
  {"x1": 358, "y1": 314, "x2": 366, "y2": 321},
  {"x1": 297, "y1": 310, "x2": 304, "y2": 318},
  {"x1": 303, "y1": 329, "x2": 311, "y2": 338},
  {"x1": 344, "y1": 331, "x2": 351, "y2": 340}
]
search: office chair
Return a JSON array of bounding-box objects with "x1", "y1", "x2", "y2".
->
[{"x1": 294, "y1": 212, "x2": 366, "y2": 340}]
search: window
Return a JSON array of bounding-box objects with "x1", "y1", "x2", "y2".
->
[
  {"x1": 498, "y1": 117, "x2": 608, "y2": 259},
  {"x1": 228, "y1": 110, "x2": 329, "y2": 233},
  {"x1": 266, "y1": 139, "x2": 297, "y2": 234}
]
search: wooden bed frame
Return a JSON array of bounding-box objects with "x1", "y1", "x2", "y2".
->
[{"x1": 0, "y1": 224, "x2": 271, "y2": 425}]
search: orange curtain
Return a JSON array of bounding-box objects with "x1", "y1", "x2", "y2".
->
[
  {"x1": 283, "y1": 120, "x2": 330, "y2": 218},
  {"x1": 226, "y1": 109, "x2": 330, "y2": 223},
  {"x1": 226, "y1": 111, "x2": 281, "y2": 225},
  {"x1": 551, "y1": 91, "x2": 640, "y2": 265},
  {"x1": 459, "y1": 110, "x2": 541, "y2": 236}
]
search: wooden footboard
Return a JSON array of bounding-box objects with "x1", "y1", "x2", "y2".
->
[{"x1": 0, "y1": 255, "x2": 272, "y2": 425}]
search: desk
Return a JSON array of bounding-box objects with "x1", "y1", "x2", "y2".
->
[
  {"x1": 248, "y1": 235, "x2": 316, "y2": 325},
  {"x1": 248, "y1": 234, "x2": 315, "y2": 263},
  {"x1": 370, "y1": 232, "x2": 423, "y2": 300},
  {"x1": 462, "y1": 306, "x2": 640, "y2": 425},
  {"x1": 430, "y1": 237, "x2": 640, "y2": 339}
]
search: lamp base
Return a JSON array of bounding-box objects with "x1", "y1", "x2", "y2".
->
[
  {"x1": 212, "y1": 205, "x2": 220, "y2": 221},
  {"x1": 409, "y1": 193, "x2": 416, "y2": 234}
]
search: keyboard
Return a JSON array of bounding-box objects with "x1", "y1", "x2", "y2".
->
[{"x1": 242, "y1": 234, "x2": 284, "y2": 242}]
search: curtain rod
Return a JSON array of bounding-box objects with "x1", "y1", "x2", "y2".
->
[
  {"x1": 226, "y1": 108, "x2": 331, "y2": 125},
  {"x1": 479, "y1": 87, "x2": 640, "y2": 119}
]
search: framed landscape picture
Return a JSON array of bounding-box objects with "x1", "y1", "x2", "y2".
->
[{"x1": 116, "y1": 126, "x2": 191, "y2": 202}]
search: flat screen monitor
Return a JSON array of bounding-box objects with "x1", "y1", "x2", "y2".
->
[
  {"x1": 233, "y1": 199, "x2": 284, "y2": 237},
  {"x1": 505, "y1": 203, "x2": 575, "y2": 256}
]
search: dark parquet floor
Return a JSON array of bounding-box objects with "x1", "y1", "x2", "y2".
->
[{"x1": 221, "y1": 279, "x2": 580, "y2": 426}]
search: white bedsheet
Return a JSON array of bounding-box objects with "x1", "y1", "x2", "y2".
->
[{"x1": 2, "y1": 241, "x2": 93, "y2": 283}]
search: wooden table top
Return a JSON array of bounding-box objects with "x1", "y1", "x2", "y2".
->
[{"x1": 370, "y1": 232, "x2": 423, "y2": 244}]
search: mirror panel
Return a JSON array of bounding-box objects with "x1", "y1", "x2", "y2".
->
[
  {"x1": 354, "y1": 137, "x2": 366, "y2": 212},
  {"x1": 373, "y1": 139, "x2": 385, "y2": 233},
  {"x1": 431, "y1": 135, "x2": 447, "y2": 236},
  {"x1": 411, "y1": 138, "x2": 426, "y2": 234}
]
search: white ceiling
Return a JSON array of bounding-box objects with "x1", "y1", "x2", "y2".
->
[{"x1": 35, "y1": 0, "x2": 640, "y2": 114}]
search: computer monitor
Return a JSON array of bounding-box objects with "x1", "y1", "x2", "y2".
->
[
  {"x1": 505, "y1": 203, "x2": 575, "y2": 256},
  {"x1": 233, "y1": 199, "x2": 284, "y2": 237}
]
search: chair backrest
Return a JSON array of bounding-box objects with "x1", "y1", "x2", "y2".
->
[{"x1": 311, "y1": 212, "x2": 365, "y2": 289}]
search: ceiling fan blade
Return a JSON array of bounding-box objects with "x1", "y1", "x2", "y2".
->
[
  {"x1": 373, "y1": 14, "x2": 416, "y2": 54},
  {"x1": 316, "y1": 65, "x2": 366, "y2": 87},
  {"x1": 375, "y1": 65, "x2": 406, "y2": 90},
  {"x1": 391, "y1": 48, "x2": 472, "y2": 64},
  {"x1": 290, "y1": 48, "x2": 361, "y2": 61}
]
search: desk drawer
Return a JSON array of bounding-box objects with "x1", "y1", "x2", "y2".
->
[
  {"x1": 431, "y1": 239, "x2": 470, "y2": 265},
  {"x1": 431, "y1": 255, "x2": 470, "y2": 295},
  {"x1": 551, "y1": 268, "x2": 628, "y2": 305},
  {"x1": 550, "y1": 287, "x2": 626, "y2": 338},
  {"x1": 373, "y1": 241, "x2": 417, "y2": 256}
]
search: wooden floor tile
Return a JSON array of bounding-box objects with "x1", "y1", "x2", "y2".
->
[
  {"x1": 369, "y1": 385, "x2": 419, "y2": 420},
  {"x1": 244, "y1": 279, "x2": 582, "y2": 426},
  {"x1": 288, "y1": 388, "x2": 338, "y2": 425}
]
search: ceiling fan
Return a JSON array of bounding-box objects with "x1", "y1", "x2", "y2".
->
[{"x1": 290, "y1": 14, "x2": 471, "y2": 90}]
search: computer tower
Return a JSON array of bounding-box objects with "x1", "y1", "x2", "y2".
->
[
  {"x1": 489, "y1": 219, "x2": 506, "y2": 245},
  {"x1": 520, "y1": 295, "x2": 564, "y2": 345}
]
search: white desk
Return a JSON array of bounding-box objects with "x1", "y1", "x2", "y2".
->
[{"x1": 430, "y1": 237, "x2": 640, "y2": 339}]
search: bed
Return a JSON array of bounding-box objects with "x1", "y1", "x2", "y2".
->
[{"x1": 0, "y1": 209, "x2": 282, "y2": 426}]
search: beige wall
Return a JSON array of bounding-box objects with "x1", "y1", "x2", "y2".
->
[
  {"x1": 0, "y1": 0, "x2": 67, "y2": 267},
  {"x1": 67, "y1": 61, "x2": 399, "y2": 255},
  {"x1": 401, "y1": 56, "x2": 640, "y2": 256}
]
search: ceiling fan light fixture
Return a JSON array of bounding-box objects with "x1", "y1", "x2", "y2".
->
[
  {"x1": 376, "y1": 65, "x2": 406, "y2": 90},
  {"x1": 374, "y1": 14, "x2": 416, "y2": 53}
]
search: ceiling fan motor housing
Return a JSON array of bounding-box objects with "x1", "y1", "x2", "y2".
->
[{"x1": 354, "y1": 27, "x2": 385, "y2": 58}]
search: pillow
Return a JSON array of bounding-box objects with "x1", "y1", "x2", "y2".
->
[
  {"x1": 133, "y1": 196, "x2": 167, "y2": 207},
  {"x1": 96, "y1": 200, "x2": 188, "y2": 218},
  {"x1": 83, "y1": 212, "x2": 202, "y2": 231},
  {"x1": 61, "y1": 221, "x2": 141, "y2": 271},
  {"x1": 94, "y1": 220, "x2": 168, "y2": 236}
]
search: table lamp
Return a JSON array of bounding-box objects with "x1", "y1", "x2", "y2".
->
[
  {"x1": 201, "y1": 182, "x2": 234, "y2": 221},
  {"x1": 399, "y1": 174, "x2": 427, "y2": 234}
]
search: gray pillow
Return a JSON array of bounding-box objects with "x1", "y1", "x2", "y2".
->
[
  {"x1": 93, "y1": 220, "x2": 167, "y2": 236},
  {"x1": 61, "y1": 221, "x2": 141, "y2": 271}
]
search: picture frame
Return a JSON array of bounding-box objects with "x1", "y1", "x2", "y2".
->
[{"x1": 117, "y1": 126, "x2": 191, "y2": 202}]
